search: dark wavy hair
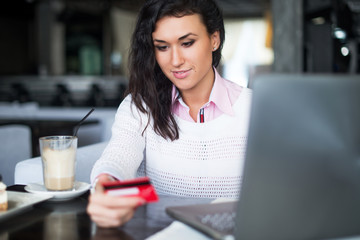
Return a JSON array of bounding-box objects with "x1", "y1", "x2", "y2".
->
[{"x1": 127, "y1": 0, "x2": 225, "y2": 140}]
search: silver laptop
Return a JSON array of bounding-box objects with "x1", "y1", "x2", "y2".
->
[{"x1": 166, "y1": 74, "x2": 360, "y2": 240}]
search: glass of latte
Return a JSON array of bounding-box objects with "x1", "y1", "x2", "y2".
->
[{"x1": 39, "y1": 136, "x2": 77, "y2": 191}]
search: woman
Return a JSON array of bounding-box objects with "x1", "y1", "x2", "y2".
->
[{"x1": 87, "y1": 0, "x2": 252, "y2": 227}]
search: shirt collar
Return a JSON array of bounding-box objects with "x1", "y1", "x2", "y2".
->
[{"x1": 171, "y1": 68, "x2": 235, "y2": 116}]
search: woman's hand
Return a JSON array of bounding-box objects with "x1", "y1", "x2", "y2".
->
[{"x1": 87, "y1": 174, "x2": 146, "y2": 228}]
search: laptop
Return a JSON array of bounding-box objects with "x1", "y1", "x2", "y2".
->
[{"x1": 166, "y1": 74, "x2": 360, "y2": 240}]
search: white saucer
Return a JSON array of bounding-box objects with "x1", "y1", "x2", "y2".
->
[{"x1": 24, "y1": 181, "x2": 90, "y2": 201}]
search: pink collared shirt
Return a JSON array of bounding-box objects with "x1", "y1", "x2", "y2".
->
[{"x1": 172, "y1": 68, "x2": 243, "y2": 123}]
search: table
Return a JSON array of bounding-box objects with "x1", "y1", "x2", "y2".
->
[
  {"x1": 0, "y1": 185, "x2": 212, "y2": 240},
  {"x1": 0, "y1": 119, "x2": 99, "y2": 157}
]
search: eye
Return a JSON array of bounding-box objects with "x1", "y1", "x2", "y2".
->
[
  {"x1": 182, "y1": 40, "x2": 195, "y2": 47},
  {"x1": 155, "y1": 45, "x2": 168, "y2": 51}
]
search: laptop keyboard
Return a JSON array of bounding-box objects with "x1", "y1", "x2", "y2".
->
[{"x1": 197, "y1": 211, "x2": 236, "y2": 233}]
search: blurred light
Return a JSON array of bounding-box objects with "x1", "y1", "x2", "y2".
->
[
  {"x1": 334, "y1": 28, "x2": 347, "y2": 40},
  {"x1": 311, "y1": 17, "x2": 325, "y2": 25},
  {"x1": 111, "y1": 52, "x2": 122, "y2": 68},
  {"x1": 341, "y1": 46, "x2": 349, "y2": 56}
]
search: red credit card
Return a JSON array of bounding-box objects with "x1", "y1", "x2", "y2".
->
[{"x1": 102, "y1": 177, "x2": 159, "y2": 203}]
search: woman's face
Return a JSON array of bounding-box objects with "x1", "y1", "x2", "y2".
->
[{"x1": 152, "y1": 14, "x2": 220, "y2": 96}]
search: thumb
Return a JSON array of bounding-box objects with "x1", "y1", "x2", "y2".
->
[
  {"x1": 97, "y1": 174, "x2": 116, "y2": 184},
  {"x1": 94, "y1": 174, "x2": 116, "y2": 194},
  {"x1": 94, "y1": 181, "x2": 104, "y2": 193}
]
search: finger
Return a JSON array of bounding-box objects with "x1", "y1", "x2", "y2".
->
[
  {"x1": 90, "y1": 194, "x2": 145, "y2": 208},
  {"x1": 91, "y1": 215, "x2": 121, "y2": 228},
  {"x1": 87, "y1": 196, "x2": 141, "y2": 218},
  {"x1": 88, "y1": 204, "x2": 135, "y2": 227},
  {"x1": 120, "y1": 210, "x2": 135, "y2": 224},
  {"x1": 97, "y1": 209, "x2": 134, "y2": 227}
]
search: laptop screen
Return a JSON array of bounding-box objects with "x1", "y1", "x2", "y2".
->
[{"x1": 236, "y1": 74, "x2": 360, "y2": 240}]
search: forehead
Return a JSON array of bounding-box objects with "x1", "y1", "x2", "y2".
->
[{"x1": 152, "y1": 14, "x2": 208, "y2": 40}]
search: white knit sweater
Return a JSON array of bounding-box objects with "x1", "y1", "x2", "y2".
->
[{"x1": 91, "y1": 88, "x2": 252, "y2": 198}]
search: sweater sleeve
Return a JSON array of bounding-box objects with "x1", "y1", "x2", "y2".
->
[{"x1": 90, "y1": 95, "x2": 147, "y2": 183}]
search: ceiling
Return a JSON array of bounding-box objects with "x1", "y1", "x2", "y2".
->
[
  {"x1": 215, "y1": 0, "x2": 270, "y2": 18},
  {"x1": 63, "y1": 0, "x2": 270, "y2": 19},
  {"x1": 1, "y1": 0, "x2": 270, "y2": 20}
]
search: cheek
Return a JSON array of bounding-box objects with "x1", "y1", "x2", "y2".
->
[
  {"x1": 190, "y1": 45, "x2": 213, "y2": 66},
  {"x1": 193, "y1": 40, "x2": 212, "y2": 59},
  {"x1": 155, "y1": 52, "x2": 169, "y2": 70},
  {"x1": 155, "y1": 53, "x2": 173, "y2": 80}
]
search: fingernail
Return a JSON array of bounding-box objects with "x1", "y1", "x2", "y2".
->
[{"x1": 137, "y1": 199, "x2": 146, "y2": 207}]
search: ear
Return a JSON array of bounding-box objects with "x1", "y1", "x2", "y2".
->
[{"x1": 211, "y1": 31, "x2": 220, "y2": 51}]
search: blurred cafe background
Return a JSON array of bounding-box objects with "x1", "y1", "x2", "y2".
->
[
  {"x1": 0, "y1": 0, "x2": 358, "y2": 104},
  {"x1": 0, "y1": 0, "x2": 359, "y2": 184}
]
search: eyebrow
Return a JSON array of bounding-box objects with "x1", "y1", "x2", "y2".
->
[{"x1": 153, "y1": 33, "x2": 198, "y2": 43}]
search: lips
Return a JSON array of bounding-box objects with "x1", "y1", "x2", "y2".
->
[{"x1": 172, "y1": 69, "x2": 190, "y2": 79}]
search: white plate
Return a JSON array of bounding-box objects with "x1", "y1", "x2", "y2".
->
[
  {"x1": 24, "y1": 182, "x2": 90, "y2": 201},
  {"x1": 0, "y1": 191, "x2": 52, "y2": 221}
]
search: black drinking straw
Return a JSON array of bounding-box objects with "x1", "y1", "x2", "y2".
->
[{"x1": 73, "y1": 108, "x2": 95, "y2": 137}]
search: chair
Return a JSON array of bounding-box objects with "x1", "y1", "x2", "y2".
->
[
  {"x1": 15, "y1": 141, "x2": 108, "y2": 185},
  {"x1": 0, "y1": 124, "x2": 32, "y2": 185}
]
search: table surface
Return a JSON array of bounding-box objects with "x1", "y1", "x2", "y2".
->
[{"x1": 0, "y1": 185, "x2": 212, "y2": 240}]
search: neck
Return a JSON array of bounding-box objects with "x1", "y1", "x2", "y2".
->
[
  {"x1": 181, "y1": 68, "x2": 215, "y2": 107},
  {"x1": 180, "y1": 70, "x2": 215, "y2": 121},
  {"x1": 181, "y1": 84, "x2": 212, "y2": 108}
]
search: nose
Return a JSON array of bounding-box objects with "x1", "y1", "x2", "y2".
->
[{"x1": 171, "y1": 47, "x2": 184, "y2": 67}]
